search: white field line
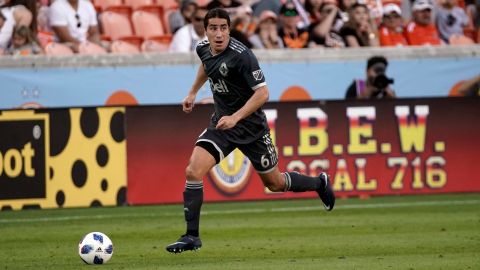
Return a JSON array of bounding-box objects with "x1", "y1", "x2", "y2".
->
[{"x1": 0, "y1": 199, "x2": 478, "y2": 224}]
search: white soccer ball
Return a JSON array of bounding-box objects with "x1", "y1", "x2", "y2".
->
[{"x1": 78, "y1": 232, "x2": 114, "y2": 265}]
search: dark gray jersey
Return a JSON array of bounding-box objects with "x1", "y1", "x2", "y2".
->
[{"x1": 196, "y1": 37, "x2": 268, "y2": 144}]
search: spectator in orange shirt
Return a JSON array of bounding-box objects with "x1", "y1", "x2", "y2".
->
[
  {"x1": 405, "y1": 0, "x2": 442, "y2": 45},
  {"x1": 379, "y1": 3, "x2": 408, "y2": 46}
]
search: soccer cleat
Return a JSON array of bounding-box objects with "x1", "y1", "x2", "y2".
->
[
  {"x1": 317, "y1": 172, "x2": 335, "y2": 211},
  {"x1": 165, "y1": 235, "x2": 202, "y2": 254}
]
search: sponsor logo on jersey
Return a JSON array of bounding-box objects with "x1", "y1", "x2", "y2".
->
[
  {"x1": 209, "y1": 78, "x2": 229, "y2": 93},
  {"x1": 208, "y1": 149, "x2": 251, "y2": 195},
  {"x1": 252, "y1": 69, "x2": 263, "y2": 81},
  {"x1": 219, "y1": 62, "x2": 229, "y2": 77}
]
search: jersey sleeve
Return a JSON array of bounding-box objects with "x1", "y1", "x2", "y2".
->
[
  {"x1": 195, "y1": 40, "x2": 210, "y2": 60},
  {"x1": 238, "y1": 49, "x2": 266, "y2": 90}
]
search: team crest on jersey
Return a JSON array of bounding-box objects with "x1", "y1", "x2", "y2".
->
[
  {"x1": 208, "y1": 149, "x2": 252, "y2": 195},
  {"x1": 219, "y1": 62, "x2": 229, "y2": 77},
  {"x1": 252, "y1": 69, "x2": 263, "y2": 81}
]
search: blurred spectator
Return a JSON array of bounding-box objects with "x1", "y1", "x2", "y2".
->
[
  {"x1": 49, "y1": 0, "x2": 103, "y2": 53},
  {"x1": 378, "y1": 3, "x2": 408, "y2": 46},
  {"x1": 405, "y1": 0, "x2": 442, "y2": 45},
  {"x1": 305, "y1": 0, "x2": 324, "y2": 23},
  {"x1": 278, "y1": 1, "x2": 309, "y2": 48},
  {"x1": 340, "y1": 3, "x2": 380, "y2": 47},
  {"x1": 454, "y1": 74, "x2": 480, "y2": 96},
  {"x1": 37, "y1": 0, "x2": 51, "y2": 32},
  {"x1": 230, "y1": 5, "x2": 255, "y2": 48},
  {"x1": 0, "y1": 10, "x2": 5, "y2": 29},
  {"x1": 291, "y1": 0, "x2": 311, "y2": 28},
  {"x1": 338, "y1": 0, "x2": 355, "y2": 20},
  {"x1": 248, "y1": 10, "x2": 284, "y2": 49},
  {"x1": 345, "y1": 55, "x2": 396, "y2": 99},
  {"x1": 435, "y1": 0, "x2": 470, "y2": 43},
  {"x1": 36, "y1": 0, "x2": 55, "y2": 48},
  {"x1": 169, "y1": 0, "x2": 198, "y2": 34},
  {"x1": 4, "y1": 25, "x2": 42, "y2": 55},
  {"x1": 251, "y1": 0, "x2": 282, "y2": 17},
  {"x1": 466, "y1": 0, "x2": 480, "y2": 36},
  {"x1": 308, "y1": 1, "x2": 346, "y2": 47},
  {"x1": 169, "y1": 6, "x2": 207, "y2": 53},
  {"x1": 2, "y1": 0, "x2": 37, "y2": 30},
  {"x1": 206, "y1": 0, "x2": 242, "y2": 11},
  {"x1": 0, "y1": 0, "x2": 36, "y2": 49}
]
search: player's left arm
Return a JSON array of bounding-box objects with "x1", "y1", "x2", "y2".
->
[{"x1": 216, "y1": 85, "x2": 269, "y2": 130}]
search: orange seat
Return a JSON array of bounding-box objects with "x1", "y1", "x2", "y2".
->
[
  {"x1": 94, "y1": 0, "x2": 123, "y2": 10},
  {"x1": 111, "y1": 40, "x2": 140, "y2": 54},
  {"x1": 131, "y1": 10, "x2": 166, "y2": 39},
  {"x1": 44, "y1": 42, "x2": 74, "y2": 56},
  {"x1": 141, "y1": 37, "x2": 171, "y2": 53},
  {"x1": 100, "y1": 11, "x2": 135, "y2": 40},
  {"x1": 159, "y1": 0, "x2": 178, "y2": 9},
  {"x1": 124, "y1": 0, "x2": 156, "y2": 9},
  {"x1": 78, "y1": 41, "x2": 108, "y2": 55},
  {"x1": 162, "y1": 8, "x2": 177, "y2": 34},
  {"x1": 197, "y1": 0, "x2": 211, "y2": 6}
]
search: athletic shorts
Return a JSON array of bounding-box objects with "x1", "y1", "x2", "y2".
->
[{"x1": 195, "y1": 128, "x2": 278, "y2": 173}]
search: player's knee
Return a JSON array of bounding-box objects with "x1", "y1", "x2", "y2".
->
[{"x1": 185, "y1": 165, "x2": 203, "y2": 181}]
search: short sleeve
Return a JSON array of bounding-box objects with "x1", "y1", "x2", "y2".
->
[
  {"x1": 49, "y1": 2, "x2": 67, "y2": 26},
  {"x1": 238, "y1": 50, "x2": 266, "y2": 90},
  {"x1": 85, "y1": 2, "x2": 98, "y2": 26}
]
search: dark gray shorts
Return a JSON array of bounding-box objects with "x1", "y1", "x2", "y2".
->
[{"x1": 195, "y1": 128, "x2": 278, "y2": 173}]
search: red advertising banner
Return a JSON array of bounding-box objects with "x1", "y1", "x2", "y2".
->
[{"x1": 126, "y1": 98, "x2": 480, "y2": 205}]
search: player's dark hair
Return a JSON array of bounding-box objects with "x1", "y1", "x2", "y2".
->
[{"x1": 204, "y1": 8, "x2": 231, "y2": 29}]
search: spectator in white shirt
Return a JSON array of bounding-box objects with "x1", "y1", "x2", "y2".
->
[
  {"x1": 0, "y1": 0, "x2": 35, "y2": 49},
  {"x1": 48, "y1": 0, "x2": 102, "y2": 52},
  {"x1": 169, "y1": 6, "x2": 207, "y2": 53}
]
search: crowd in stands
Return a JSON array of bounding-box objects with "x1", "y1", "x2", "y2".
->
[{"x1": 0, "y1": 0, "x2": 478, "y2": 56}]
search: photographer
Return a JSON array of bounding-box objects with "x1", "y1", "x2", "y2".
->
[{"x1": 345, "y1": 55, "x2": 396, "y2": 99}]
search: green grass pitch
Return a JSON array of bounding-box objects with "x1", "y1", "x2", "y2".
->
[{"x1": 1, "y1": 193, "x2": 479, "y2": 270}]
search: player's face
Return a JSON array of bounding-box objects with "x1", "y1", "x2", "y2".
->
[{"x1": 206, "y1": 18, "x2": 230, "y2": 55}]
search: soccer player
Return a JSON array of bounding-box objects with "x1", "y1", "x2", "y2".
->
[{"x1": 166, "y1": 8, "x2": 335, "y2": 254}]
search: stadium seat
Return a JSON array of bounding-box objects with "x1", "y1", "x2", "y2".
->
[
  {"x1": 94, "y1": 0, "x2": 123, "y2": 10},
  {"x1": 197, "y1": 0, "x2": 211, "y2": 6},
  {"x1": 124, "y1": 0, "x2": 156, "y2": 10},
  {"x1": 131, "y1": 10, "x2": 166, "y2": 39},
  {"x1": 44, "y1": 42, "x2": 74, "y2": 56},
  {"x1": 141, "y1": 37, "x2": 171, "y2": 53},
  {"x1": 159, "y1": 0, "x2": 178, "y2": 9},
  {"x1": 100, "y1": 11, "x2": 136, "y2": 40},
  {"x1": 162, "y1": 8, "x2": 176, "y2": 34},
  {"x1": 78, "y1": 42, "x2": 108, "y2": 55},
  {"x1": 111, "y1": 40, "x2": 141, "y2": 54}
]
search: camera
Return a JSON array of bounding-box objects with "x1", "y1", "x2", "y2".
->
[{"x1": 372, "y1": 66, "x2": 394, "y2": 90}]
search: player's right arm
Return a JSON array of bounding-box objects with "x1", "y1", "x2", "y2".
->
[{"x1": 183, "y1": 64, "x2": 208, "y2": 113}]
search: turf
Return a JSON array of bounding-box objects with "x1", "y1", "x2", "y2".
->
[{"x1": 1, "y1": 193, "x2": 479, "y2": 270}]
